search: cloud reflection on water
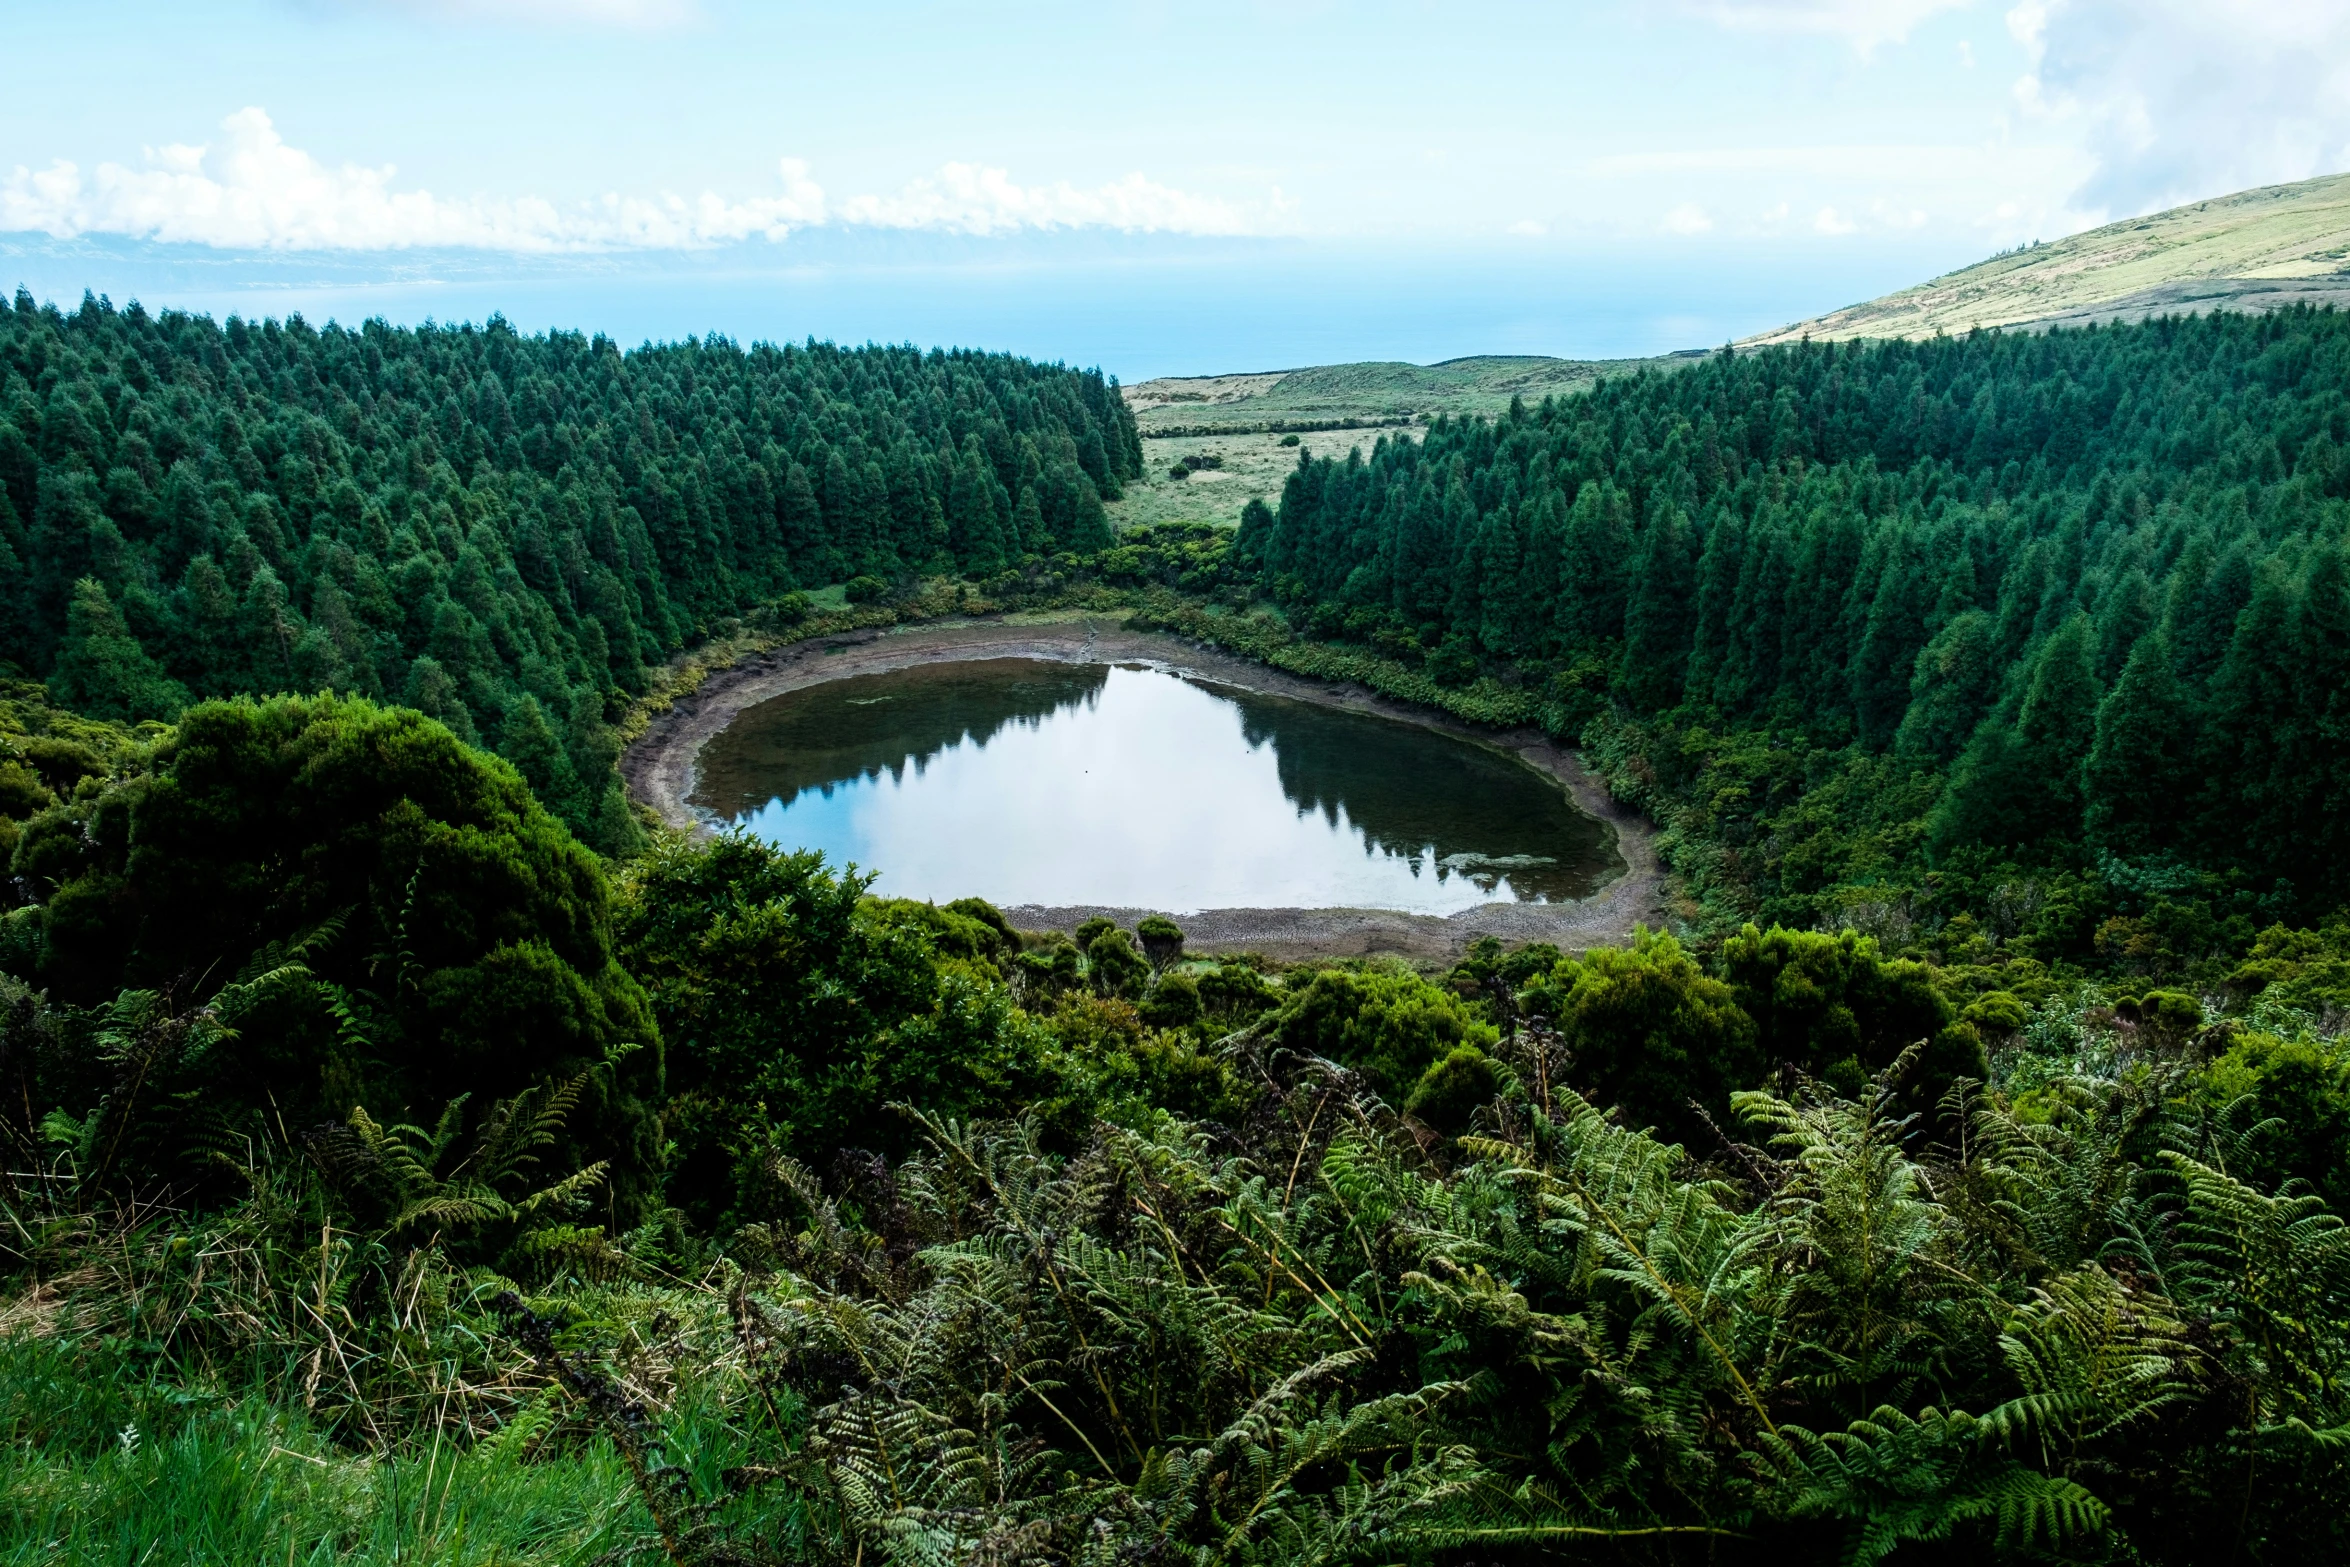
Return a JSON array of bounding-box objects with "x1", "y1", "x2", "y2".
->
[{"x1": 692, "y1": 659, "x2": 1609, "y2": 913}]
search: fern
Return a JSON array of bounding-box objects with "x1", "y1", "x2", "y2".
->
[{"x1": 1755, "y1": 1405, "x2": 2111, "y2": 1564}]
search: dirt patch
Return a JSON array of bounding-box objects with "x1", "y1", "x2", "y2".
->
[{"x1": 622, "y1": 612, "x2": 1664, "y2": 960}]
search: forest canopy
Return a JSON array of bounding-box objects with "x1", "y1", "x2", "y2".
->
[
  {"x1": 1234, "y1": 307, "x2": 2350, "y2": 963},
  {"x1": 0, "y1": 290, "x2": 1141, "y2": 851}
]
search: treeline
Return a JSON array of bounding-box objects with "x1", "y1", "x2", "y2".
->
[
  {"x1": 1236, "y1": 307, "x2": 2350, "y2": 948},
  {"x1": 0, "y1": 289, "x2": 1141, "y2": 849}
]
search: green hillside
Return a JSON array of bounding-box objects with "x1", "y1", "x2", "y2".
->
[
  {"x1": 1748, "y1": 170, "x2": 2350, "y2": 344},
  {"x1": 1124, "y1": 351, "x2": 1690, "y2": 434}
]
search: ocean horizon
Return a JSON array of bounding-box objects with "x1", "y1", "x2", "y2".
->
[{"x1": 0, "y1": 230, "x2": 1967, "y2": 382}]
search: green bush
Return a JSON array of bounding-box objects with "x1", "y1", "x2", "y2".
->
[
  {"x1": 1405, "y1": 1043, "x2": 1503, "y2": 1133},
  {"x1": 3, "y1": 693, "x2": 659, "y2": 1215},
  {"x1": 1520, "y1": 927, "x2": 1757, "y2": 1138},
  {"x1": 1720, "y1": 923, "x2": 1984, "y2": 1110},
  {"x1": 1266, "y1": 964, "x2": 1498, "y2": 1104},
  {"x1": 1086, "y1": 926, "x2": 1152, "y2": 1001},
  {"x1": 615, "y1": 834, "x2": 1059, "y2": 1226},
  {"x1": 1136, "y1": 913, "x2": 1186, "y2": 969},
  {"x1": 1138, "y1": 970, "x2": 1203, "y2": 1028}
]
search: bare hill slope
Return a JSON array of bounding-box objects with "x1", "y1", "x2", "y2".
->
[{"x1": 1746, "y1": 172, "x2": 2350, "y2": 345}]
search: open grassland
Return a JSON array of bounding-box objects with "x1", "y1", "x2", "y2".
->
[
  {"x1": 1124, "y1": 352, "x2": 1689, "y2": 436},
  {"x1": 1109, "y1": 426, "x2": 1413, "y2": 531},
  {"x1": 1750, "y1": 171, "x2": 2350, "y2": 343}
]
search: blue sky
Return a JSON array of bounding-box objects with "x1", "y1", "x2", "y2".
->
[{"x1": 4, "y1": 1, "x2": 2344, "y2": 378}]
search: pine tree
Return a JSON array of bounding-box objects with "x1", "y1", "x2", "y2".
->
[
  {"x1": 949, "y1": 442, "x2": 1005, "y2": 574},
  {"x1": 1896, "y1": 610, "x2": 2000, "y2": 762},
  {"x1": 2084, "y1": 632, "x2": 2198, "y2": 858},
  {"x1": 1932, "y1": 613, "x2": 2100, "y2": 853},
  {"x1": 47, "y1": 577, "x2": 187, "y2": 723},
  {"x1": 1011, "y1": 486, "x2": 1044, "y2": 561},
  {"x1": 499, "y1": 693, "x2": 583, "y2": 825},
  {"x1": 1619, "y1": 505, "x2": 1696, "y2": 710}
]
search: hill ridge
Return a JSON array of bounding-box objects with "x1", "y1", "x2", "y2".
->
[{"x1": 1745, "y1": 171, "x2": 2350, "y2": 344}]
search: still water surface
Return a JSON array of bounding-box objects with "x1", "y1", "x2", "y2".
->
[{"x1": 691, "y1": 659, "x2": 1615, "y2": 913}]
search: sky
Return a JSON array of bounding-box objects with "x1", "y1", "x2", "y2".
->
[{"x1": 4, "y1": 0, "x2": 2347, "y2": 379}]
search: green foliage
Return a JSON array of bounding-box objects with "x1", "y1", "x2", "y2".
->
[
  {"x1": 19, "y1": 292, "x2": 2350, "y2": 1560},
  {"x1": 1137, "y1": 968, "x2": 1203, "y2": 1028},
  {"x1": 1216, "y1": 310, "x2": 2350, "y2": 958},
  {"x1": 1518, "y1": 925, "x2": 1758, "y2": 1137},
  {"x1": 1403, "y1": 1042, "x2": 1502, "y2": 1132},
  {"x1": 1264, "y1": 963, "x2": 1499, "y2": 1105},
  {"x1": 614, "y1": 833, "x2": 1058, "y2": 1226},
  {"x1": 1, "y1": 691, "x2": 658, "y2": 1214},
  {"x1": 9, "y1": 911, "x2": 2350, "y2": 1560},
  {"x1": 46, "y1": 577, "x2": 187, "y2": 723},
  {"x1": 1084, "y1": 924, "x2": 1152, "y2": 1000},
  {"x1": 1720, "y1": 922, "x2": 1986, "y2": 1108},
  {"x1": 0, "y1": 294, "x2": 1140, "y2": 847},
  {"x1": 2199, "y1": 1026, "x2": 2350, "y2": 1210},
  {"x1": 2227, "y1": 915, "x2": 2350, "y2": 1013},
  {"x1": 1135, "y1": 911, "x2": 1185, "y2": 969}
]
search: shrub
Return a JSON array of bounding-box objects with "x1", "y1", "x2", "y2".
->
[
  {"x1": 1136, "y1": 913, "x2": 1186, "y2": 970},
  {"x1": 1139, "y1": 970, "x2": 1203, "y2": 1028},
  {"x1": 616, "y1": 834, "x2": 1059, "y2": 1225},
  {"x1": 1719, "y1": 923, "x2": 1984, "y2": 1111},
  {"x1": 1520, "y1": 927, "x2": 1757, "y2": 1139},
  {"x1": 1266, "y1": 965, "x2": 1498, "y2": 1104},
  {"x1": 4, "y1": 694, "x2": 660, "y2": 1214},
  {"x1": 1087, "y1": 927, "x2": 1152, "y2": 1001},
  {"x1": 758, "y1": 590, "x2": 814, "y2": 629},
  {"x1": 1406, "y1": 1043, "x2": 1503, "y2": 1133}
]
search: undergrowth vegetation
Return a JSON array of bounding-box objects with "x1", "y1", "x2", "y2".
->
[{"x1": 4, "y1": 689, "x2": 2350, "y2": 1562}]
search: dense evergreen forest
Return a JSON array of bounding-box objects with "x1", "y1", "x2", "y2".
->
[
  {"x1": 7, "y1": 292, "x2": 2350, "y2": 1564},
  {"x1": 1237, "y1": 308, "x2": 2350, "y2": 968},
  {"x1": 0, "y1": 288, "x2": 1140, "y2": 849}
]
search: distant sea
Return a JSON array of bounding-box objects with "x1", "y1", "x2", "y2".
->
[{"x1": 0, "y1": 230, "x2": 1969, "y2": 382}]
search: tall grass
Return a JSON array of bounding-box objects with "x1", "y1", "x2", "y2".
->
[{"x1": 0, "y1": 1335, "x2": 651, "y2": 1563}]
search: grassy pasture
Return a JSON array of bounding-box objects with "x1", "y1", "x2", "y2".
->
[
  {"x1": 1109, "y1": 426, "x2": 1415, "y2": 532},
  {"x1": 1750, "y1": 170, "x2": 2350, "y2": 343},
  {"x1": 1124, "y1": 351, "x2": 1691, "y2": 438}
]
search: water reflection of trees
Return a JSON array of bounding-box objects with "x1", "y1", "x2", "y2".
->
[
  {"x1": 698, "y1": 661, "x2": 1109, "y2": 810},
  {"x1": 1230, "y1": 688, "x2": 1607, "y2": 898},
  {"x1": 701, "y1": 662, "x2": 1611, "y2": 903}
]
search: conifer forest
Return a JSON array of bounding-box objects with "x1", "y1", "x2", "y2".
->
[{"x1": 9, "y1": 283, "x2": 2350, "y2": 1564}]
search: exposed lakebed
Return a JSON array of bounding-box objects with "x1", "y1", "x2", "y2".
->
[{"x1": 690, "y1": 656, "x2": 1615, "y2": 915}]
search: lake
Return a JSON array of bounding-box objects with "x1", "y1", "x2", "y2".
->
[{"x1": 689, "y1": 658, "x2": 1616, "y2": 914}]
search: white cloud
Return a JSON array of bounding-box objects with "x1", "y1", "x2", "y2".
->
[
  {"x1": 1680, "y1": 0, "x2": 1971, "y2": 50},
  {"x1": 1814, "y1": 205, "x2": 1859, "y2": 234},
  {"x1": 1661, "y1": 202, "x2": 1713, "y2": 234},
  {"x1": 2012, "y1": 0, "x2": 2350, "y2": 216},
  {"x1": 0, "y1": 109, "x2": 1258, "y2": 250},
  {"x1": 1506, "y1": 219, "x2": 1548, "y2": 235}
]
